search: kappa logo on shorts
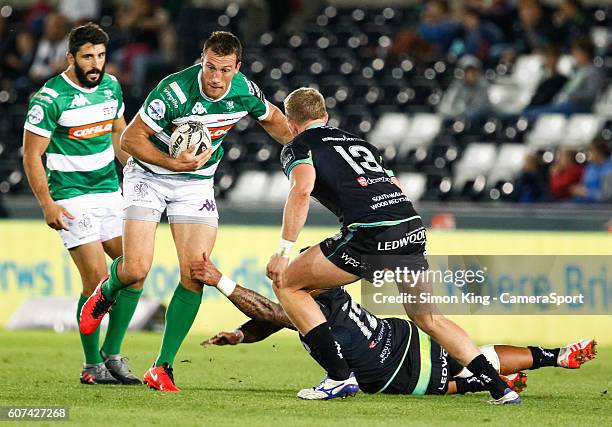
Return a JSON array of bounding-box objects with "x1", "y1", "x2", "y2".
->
[
  {"x1": 199, "y1": 199, "x2": 216, "y2": 212},
  {"x1": 133, "y1": 182, "x2": 149, "y2": 198}
]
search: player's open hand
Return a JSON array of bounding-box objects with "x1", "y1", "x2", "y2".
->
[
  {"x1": 190, "y1": 252, "x2": 221, "y2": 286},
  {"x1": 42, "y1": 202, "x2": 75, "y2": 231},
  {"x1": 201, "y1": 330, "x2": 244, "y2": 347},
  {"x1": 266, "y1": 254, "x2": 289, "y2": 287},
  {"x1": 172, "y1": 145, "x2": 213, "y2": 172}
]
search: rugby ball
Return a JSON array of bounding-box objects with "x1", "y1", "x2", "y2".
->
[{"x1": 169, "y1": 120, "x2": 212, "y2": 158}]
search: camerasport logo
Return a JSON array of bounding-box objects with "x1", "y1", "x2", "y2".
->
[
  {"x1": 68, "y1": 120, "x2": 113, "y2": 139},
  {"x1": 356, "y1": 176, "x2": 368, "y2": 187}
]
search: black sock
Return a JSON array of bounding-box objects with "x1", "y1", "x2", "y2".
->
[
  {"x1": 528, "y1": 346, "x2": 560, "y2": 369},
  {"x1": 455, "y1": 377, "x2": 486, "y2": 394},
  {"x1": 302, "y1": 322, "x2": 351, "y2": 381},
  {"x1": 467, "y1": 354, "x2": 507, "y2": 399}
]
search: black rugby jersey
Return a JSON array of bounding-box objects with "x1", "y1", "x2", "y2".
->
[
  {"x1": 280, "y1": 125, "x2": 418, "y2": 228},
  {"x1": 305, "y1": 288, "x2": 410, "y2": 393}
]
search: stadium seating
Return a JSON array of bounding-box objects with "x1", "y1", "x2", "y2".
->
[
  {"x1": 487, "y1": 143, "x2": 528, "y2": 188},
  {"x1": 452, "y1": 143, "x2": 497, "y2": 196},
  {"x1": 560, "y1": 115, "x2": 605, "y2": 149},
  {"x1": 525, "y1": 114, "x2": 568, "y2": 150},
  {"x1": 595, "y1": 85, "x2": 612, "y2": 117},
  {"x1": 2, "y1": 3, "x2": 610, "y2": 206},
  {"x1": 396, "y1": 172, "x2": 426, "y2": 202},
  {"x1": 227, "y1": 171, "x2": 269, "y2": 203}
]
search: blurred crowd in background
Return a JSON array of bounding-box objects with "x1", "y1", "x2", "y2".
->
[{"x1": 0, "y1": 0, "x2": 611, "y2": 211}]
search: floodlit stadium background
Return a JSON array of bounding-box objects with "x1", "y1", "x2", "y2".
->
[{"x1": 0, "y1": 0, "x2": 611, "y2": 344}]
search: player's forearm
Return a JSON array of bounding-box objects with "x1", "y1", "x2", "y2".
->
[
  {"x1": 239, "y1": 319, "x2": 286, "y2": 343},
  {"x1": 260, "y1": 106, "x2": 292, "y2": 145},
  {"x1": 229, "y1": 284, "x2": 295, "y2": 330},
  {"x1": 121, "y1": 131, "x2": 176, "y2": 170},
  {"x1": 22, "y1": 154, "x2": 54, "y2": 208},
  {"x1": 112, "y1": 131, "x2": 130, "y2": 166},
  {"x1": 281, "y1": 188, "x2": 310, "y2": 242}
]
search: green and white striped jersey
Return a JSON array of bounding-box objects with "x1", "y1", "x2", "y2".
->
[
  {"x1": 137, "y1": 64, "x2": 269, "y2": 179},
  {"x1": 24, "y1": 72, "x2": 124, "y2": 201}
]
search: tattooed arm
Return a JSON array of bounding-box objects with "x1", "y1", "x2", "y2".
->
[{"x1": 190, "y1": 253, "x2": 296, "y2": 330}]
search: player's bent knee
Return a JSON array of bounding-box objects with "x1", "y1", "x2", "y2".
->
[{"x1": 121, "y1": 261, "x2": 150, "y2": 284}]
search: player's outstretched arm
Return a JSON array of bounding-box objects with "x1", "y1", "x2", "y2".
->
[
  {"x1": 191, "y1": 253, "x2": 296, "y2": 330},
  {"x1": 121, "y1": 114, "x2": 212, "y2": 172},
  {"x1": 111, "y1": 116, "x2": 130, "y2": 166},
  {"x1": 202, "y1": 320, "x2": 286, "y2": 347},
  {"x1": 22, "y1": 130, "x2": 75, "y2": 230},
  {"x1": 258, "y1": 102, "x2": 293, "y2": 145}
]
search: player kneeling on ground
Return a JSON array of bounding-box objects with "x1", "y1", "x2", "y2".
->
[{"x1": 192, "y1": 254, "x2": 597, "y2": 398}]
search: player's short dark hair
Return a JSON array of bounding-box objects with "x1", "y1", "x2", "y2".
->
[
  {"x1": 572, "y1": 36, "x2": 595, "y2": 59},
  {"x1": 68, "y1": 22, "x2": 109, "y2": 56},
  {"x1": 203, "y1": 31, "x2": 242, "y2": 63}
]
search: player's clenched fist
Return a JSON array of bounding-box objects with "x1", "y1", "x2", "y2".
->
[
  {"x1": 266, "y1": 254, "x2": 289, "y2": 287},
  {"x1": 42, "y1": 203, "x2": 75, "y2": 231},
  {"x1": 171, "y1": 145, "x2": 213, "y2": 172},
  {"x1": 190, "y1": 252, "x2": 221, "y2": 286}
]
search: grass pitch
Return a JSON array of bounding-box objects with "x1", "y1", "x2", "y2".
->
[{"x1": 1, "y1": 331, "x2": 610, "y2": 426}]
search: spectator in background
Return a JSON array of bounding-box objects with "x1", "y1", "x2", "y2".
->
[
  {"x1": 2, "y1": 30, "x2": 37, "y2": 98},
  {"x1": 22, "y1": 0, "x2": 53, "y2": 33},
  {"x1": 464, "y1": 0, "x2": 515, "y2": 39},
  {"x1": 437, "y1": 55, "x2": 492, "y2": 120},
  {"x1": 514, "y1": 152, "x2": 548, "y2": 202},
  {"x1": 418, "y1": 0, "x2": 460, "y2": 55},
  {"x1": 521, "y1": 37, "x2": 606, "y2": 120},
  {"x1": 390, "y1": 0, "x2": 460, "y2": 63},
  {"x1": 549, "y1": 149, "x2": 584, "y2": 200},
  {"x1": 451, "y1": 7, "x2": 505, "y2": 63},
  {"x1": 115, "y1": 0, "x2": 175, "y2": 95},
  {"x1": 58, "y1": 0, "x2": 100, "y2": 25},
  {"x1": 525, "y1": 45, "x2": 567, "y2": 108},
  {"x1": 553, "y1": 0, "x2": 590, "y2": 51},
  {"x1": 28, "y1": 13, "x2": 68, "y2": 85},
  {"x1": 501, "y1": 0, "x2": 554, "y2": 65},
  {"x1": 571, "y1": 140, "x2": 612, "y2": 203}
]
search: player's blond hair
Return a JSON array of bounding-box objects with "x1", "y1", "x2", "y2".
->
[{"x1": 284, "y1": 87, "x2": 326, "y2": 125}]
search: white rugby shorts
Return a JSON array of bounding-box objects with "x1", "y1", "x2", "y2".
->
[
  {"x1": 122, "y1": 161, "x2": 219, "y2": 221},
  {"x1": 55, "y1": 191, "x2": 124, "y2": 249}
]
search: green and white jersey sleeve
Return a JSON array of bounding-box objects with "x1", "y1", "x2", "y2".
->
[
  {"x1": 23, "y1": 73, "x2": 123, "y2": 201},
  {"x1": 136, "y1": 65, "x2": 271, "y2": 179}
]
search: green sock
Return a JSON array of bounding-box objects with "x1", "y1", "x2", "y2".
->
[
  {"x1": 155, "y1": 284, "x2": 202, "y2": 366},
  {"x1": 101, "y1": 256, "x2": 128, "y2": 300},
  {"x1": 77, "y1": 294, "x2": 103, "y2": 365},
  {"x1": 101, "y1": 287, "x2": 143, "y2": 356}
]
